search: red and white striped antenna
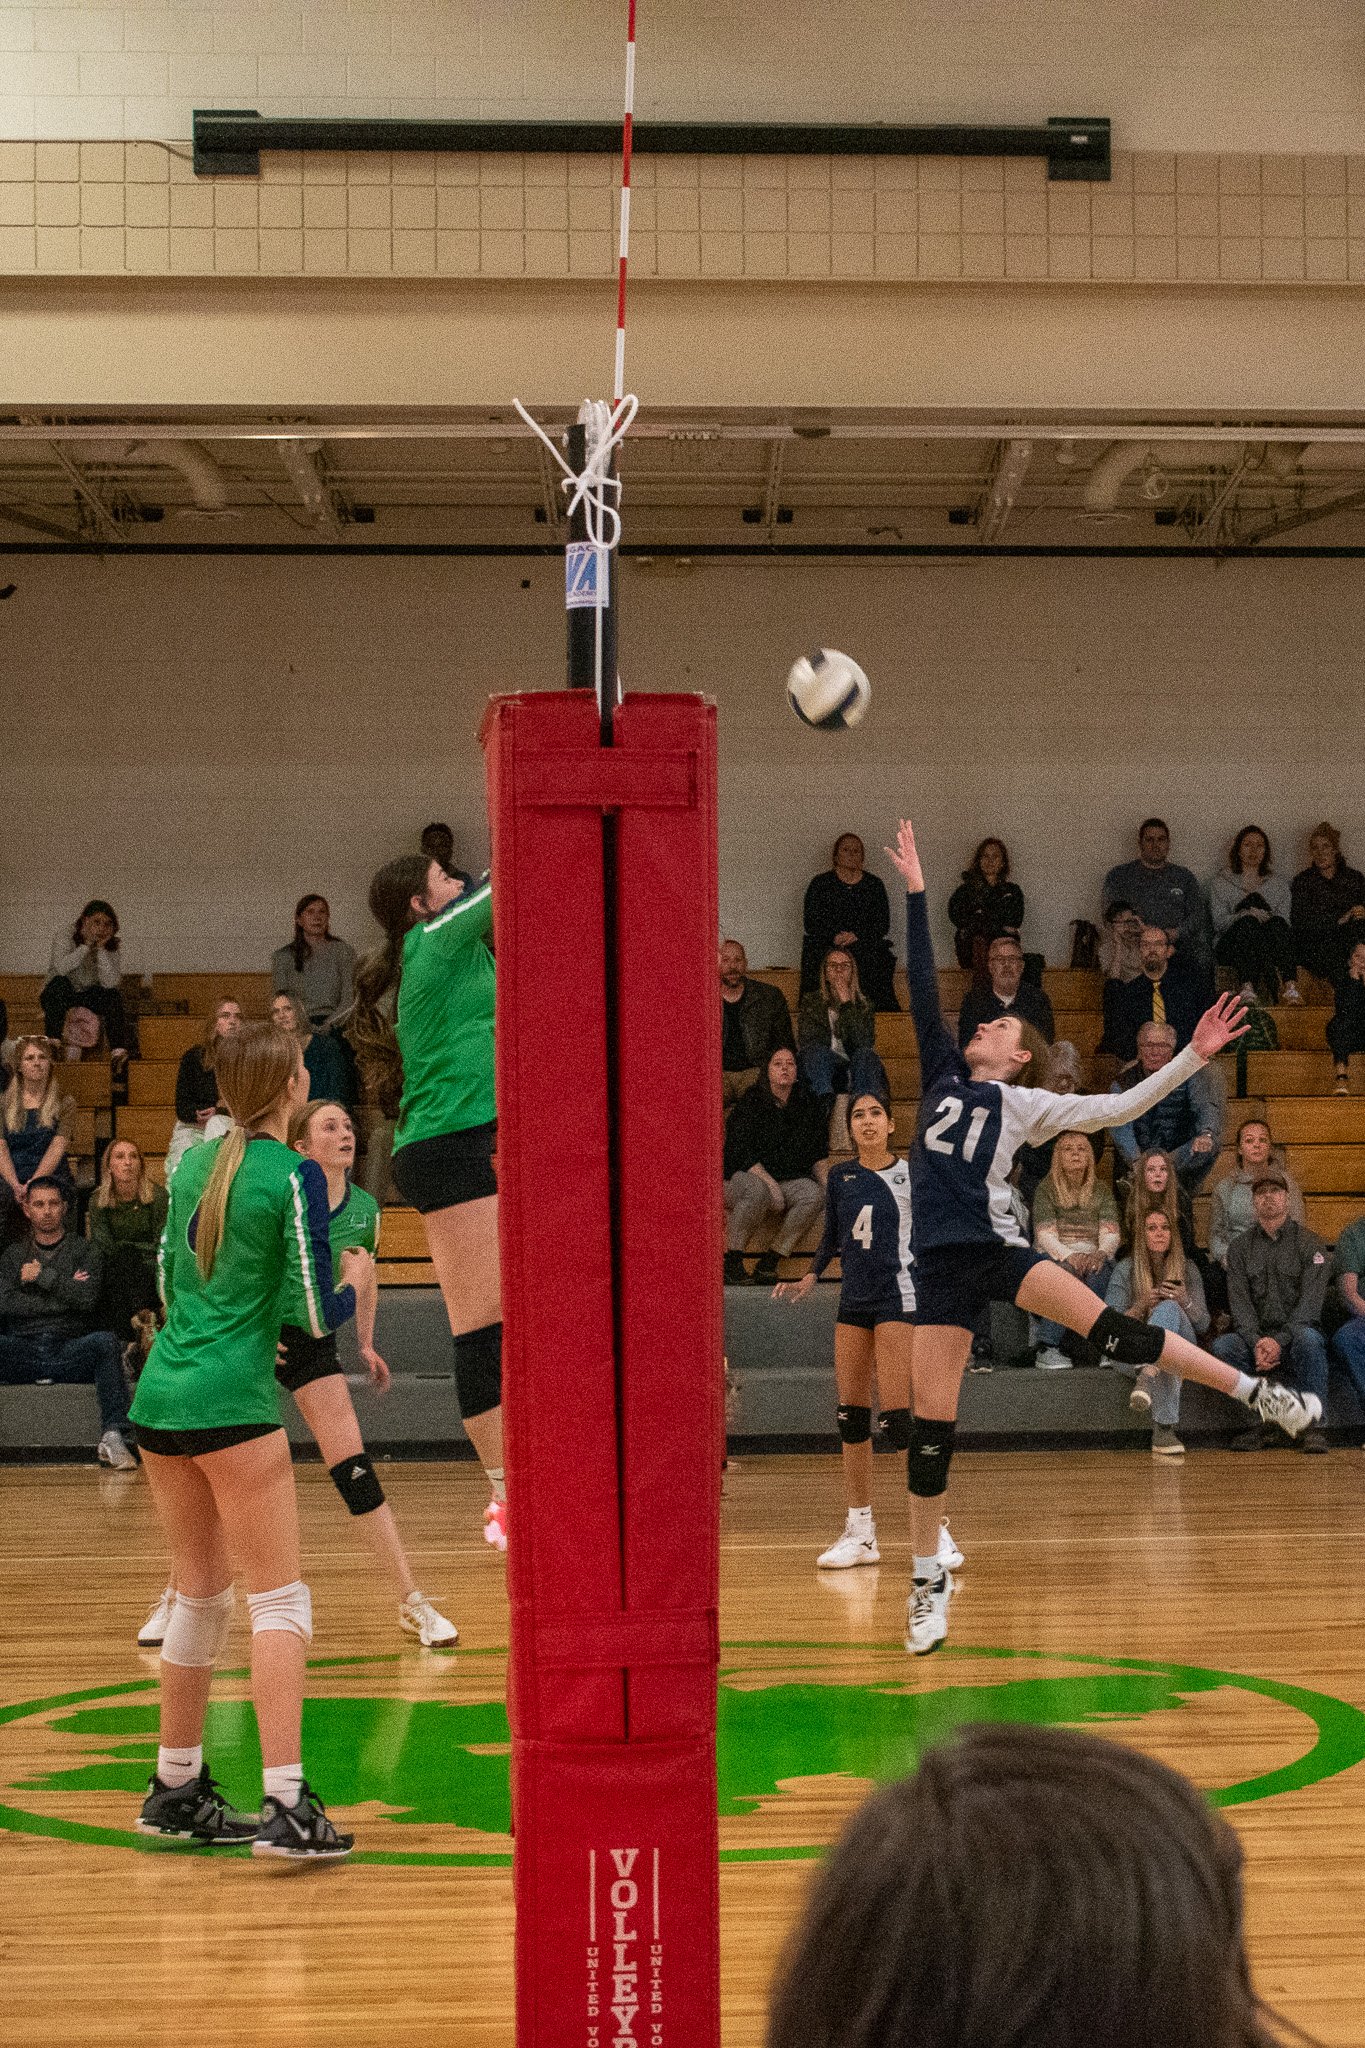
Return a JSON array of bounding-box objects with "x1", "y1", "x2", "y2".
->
[{"x1": 614, "y1": 0, "x2": 638, "y2": 402}]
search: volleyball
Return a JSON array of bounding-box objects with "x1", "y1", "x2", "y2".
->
[{"x1": 785, "y1": 648, "x2": 872, "y2": 732}]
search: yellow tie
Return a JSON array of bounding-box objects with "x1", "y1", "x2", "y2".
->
[{"x1": 1152, "y1": 981, "x2": 1166, "y2": 1027}]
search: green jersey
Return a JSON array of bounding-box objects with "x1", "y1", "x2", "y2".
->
[
  {"x1": 394, "y1": 878, "x2": 496, "y2": 1152},
  {"x1": 279, "y1": 1181, "x2": 379, "y2": 1336},
  {"x1": 130, "y1": 1134, "x2": 356, "y2": 1432}
]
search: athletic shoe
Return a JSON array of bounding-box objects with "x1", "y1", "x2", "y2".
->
[
  {"x1": 751, "y1": 1250, "x2": 781, "y2": 1284},
  {"x1": 1300, "y1": 1426, "x2": 1329, "y2": 1456},
  {"x1": 723, "y1": 1251, "x2": 749, "y2": 1286},
  {"x1": 97, "y1": 1429, "x2": 138, "y2": 1471},
  {"x1": 937, "y1": 1520, "x2": 964, "y2": 1571},
  {"x1": 1151, "y1": 1425, "x2": 1185, "y2": 1457},
  {"x1": 905, "y1": 1574, "x2": 952, "y2": 1657},
  {"x1": 1250, "y1": 1380, "x2": 1322, "y2": 1440},
  {"x1": 400, "y1": 1590, "x2": 460, "y2": 1647},
  {"x1": 252, "y1": 1781, "x2": 353, "y2": 1862},
  {"x1": 483, "y1": 1499, "x2": 508, "y2": 1551},
  {"x1": 138, "y1": 1587, "x2": 176, "y2": 1647},
  {"x1": 1034, "y1": 1346, "x2": 1072, "y2": 1371},
  {"x1": 137, "y1": 1766, "x2": 257, "y2": 1846},
  {"x1": 1128, "y1": 1369, "x2": 1154, "y2": 1414},
  {"x1": 816, "y1": 1518, "x2": 879, "y2": 1569}
]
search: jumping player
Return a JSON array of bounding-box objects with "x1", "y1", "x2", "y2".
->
[
  {"x1": 352, "y1": 855, "x2": 506, "y2": 1548},
  {"x1": 775, "y1": 1091, "x2": 961, "y2": 1579},
  {"x1": 128, "y1": 1022, "x2": 364, "y2": 1858},
  {"x1": 885, "y1": 818, "x2": 1321, "y2": 1657},
  {"x1": 138, "y1": 1099, "x2": 459, "y2": 1653}
]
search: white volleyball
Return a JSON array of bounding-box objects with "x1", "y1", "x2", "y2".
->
[{"x1": 786, "y1": 648, "x2": 871, "y2": 732}]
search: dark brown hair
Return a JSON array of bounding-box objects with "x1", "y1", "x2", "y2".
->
[
  {"x1": 351, "y1": 854, "x2": 431, "y2": 1119},
  {"x1": 72, "y1": 899, "x2": 119, "y2": 952},
  {"x1": 966, "y1": 836, "x2": 1010, "y2": 883},
  {"x1": 290, "y1": 893, "x2": 331, "y2": 973},
  {"x1": 766, "y1": 1724, "x2": 1313, "y2": 2048},
  {"x1": 1229, "y1": 825, "x2": 1273, "y2": 878}
]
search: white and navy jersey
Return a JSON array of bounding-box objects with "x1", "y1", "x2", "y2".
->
[
  {"x1": 812, "y1": 1155, "x2": 916, "y2": 1313},
  {"x1": 904, "y1": 892, "x2": 1208, "y2": 1253}
]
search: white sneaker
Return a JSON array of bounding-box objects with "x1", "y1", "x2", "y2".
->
[
  {"x1": 400, "y1": 1591, "x2": 460, "y2": 1648},
  {"x1": 1128, "y1": 1369, "x2": 1154, "y2": 1413},
  {"x1": 906, "y1": 1574, "x2": 952, "y2": 1656},
  {"x1": 97, "y1": 1428, "x2": 138, "y2": 1471},
  {"x1": 1282, "y1": 981, "x2": 1304, "y2": 1004},
  {"x1": 1250, "y1": 1381, "x2": 1322, "y2": 1440},
  {"x1": 937, "y1": 1520, "x2": 964, "y2": 1571},
  {"x1": 1035, "y1": 1346, "x2": 1072, "y2": 1371},
  {"x1": 817, "y1": 1517, "x2": 879, "y2": 1569},
  {"x1": 138, "y1": 1587, "x2": 176, "y2": 1647}
]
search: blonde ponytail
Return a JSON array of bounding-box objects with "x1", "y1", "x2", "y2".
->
[{"x1": 191, "y1": 1020, "x2": 300, "y2": 1282}]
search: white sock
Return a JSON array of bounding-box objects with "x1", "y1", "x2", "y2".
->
[
  {"x1": 157, "y1": 1744, "x2": 202, "y2": 1789},
  {"x1": 486, "y1": 1466, "x2": 507, "y2": 1505},
  {"x1": 912, "y1": 1554, "x2": 940, "y2": 1584},
  {"x1": 1232, "y1": 1372, "x2": 1259, "y2": 1405},
  {"x1": 263, "y1": 1764, "x2": 305, "y2": 1809},
  {"x1": 848, "y1": 1504, "x2": 873, "y2": 1525}
]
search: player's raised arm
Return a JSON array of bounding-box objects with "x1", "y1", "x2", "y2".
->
[
  {"x1": 885, "y1": 818, "x2": 957, "y2": 1083},
  {"x1": 1024, "y1": 993, "x2": 1249, "y2": 1146}
]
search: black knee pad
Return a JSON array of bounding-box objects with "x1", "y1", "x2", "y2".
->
[
  {"x1": 454, "y1": 1321, "x2": 503, "y2": 1421},
  {"x1": 907, "y1": 1418, "x2": 957, "y2": 1498},
  {"x1": 836, "y1": 1404, "x2": 872, "y2": 1446},
  {"x1": 877, "y1": 1407, "x2": 911, "y2": 1452},
  {"x1": 1089, "y1": 1306, "x2": 1167, "y2": 1368},
  {"x1": 329, "y1": 1451, "x2": 386, "y2": 1517}
]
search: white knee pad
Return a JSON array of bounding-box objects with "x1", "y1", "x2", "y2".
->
[
  {"x1": 246, "y1": 1580, "x2": 313, "y2": 1643},
  {"x1": 160, "y1": 1586, "x2": 235, "y2": 1668}
]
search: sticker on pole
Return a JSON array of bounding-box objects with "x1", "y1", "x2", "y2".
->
[{"x1": 566, "y1": 541, "x2": 609, "y2": 610}]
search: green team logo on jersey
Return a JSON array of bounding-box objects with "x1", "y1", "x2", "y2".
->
[{"x1": 2, "y1": 1642, "x2": 1363, "y2": 1864}]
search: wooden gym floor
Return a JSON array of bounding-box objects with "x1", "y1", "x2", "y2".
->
[{"x1": 3, "y1": 1448, "x2": 1364, "y2": 2047}]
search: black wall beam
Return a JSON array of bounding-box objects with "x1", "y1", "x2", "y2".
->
[{"x1": 193, "y1": 110, "x2": 1109, "y2": 182}]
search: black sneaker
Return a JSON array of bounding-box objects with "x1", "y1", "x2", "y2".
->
[
  {"x1": 723, "y1": 1251, "x2": 749, "y2": 1287},
  {"x1": 136, "y1": 1765, "x2": 257, "y2": 1845},
  {"x1": 252, "y1": 1780, "x2": 354, "y2": 1862},
  {"x1": 751, "y1": 1251, "x2": 781, "y2": 1284}
]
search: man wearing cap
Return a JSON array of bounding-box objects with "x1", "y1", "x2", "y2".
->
[{"x1": 1212, "y1": 1165, "x2": 1330, "y2": 1452}]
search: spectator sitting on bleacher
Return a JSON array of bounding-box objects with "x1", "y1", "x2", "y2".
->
[
  {"x1": 1103, "y1": 818, "x2": 1211, "y2": 975},
  {"x1": 88, "y1": 1137, "x2": 168, "y2": 1349},
  {"x1": 1015, "y1": 1041, "x2": 1104, "y2": 1208},
  {"x1": 1103, "y1": 925, "x2": 1206, "y2": 1061},
  {"x1": 1100, "y1": 900, "x2": 1144, "y2": 984},
  {"x1": 1213, "y1": 1165, "x2": 1329, "y2": 1453},
  {"x1": 1291, "y1": 822, "x2": 1365, "y2": 989},
  {"x1": 1126, "y1": 1147, "x2": 1199, "y2": 1263},
  {"x1": 270, "y1": 894, "x2": 356, "y2": 1031},
  {"x1": 165, "y1": 997, "x2": 241, "y2": 1180},
  {"x1": 796, "y1": 948, "x2": 887, "y2": 1116},
  {"x1": 420, "y1": 821, "x2": 474, "y2": 889},
  {"x1": 723, "y1": 1047, "x2": 829, "y2": 1286},
  {"x1": 1110, "y1": 1022, "x2": 1220, "y2": 1196},
  {"x1": 956, "y1": 935, "x2": 1054, "y2": 1050},
  {"x1": 1328, "y1": 939, "x2": 1365, "y2": 1095},
  {"x1": 1208, "y1": 1118, "x2": 1305, "y2": 1268},
  {"x1": 1209, "y1": 825, "x2": 1301, "y2": 1006},
  {"x1": 0, "y1": 1035, "x2": 76, "y2": 1233},
  {"x1": 946, "y1": 837, "x2": 1024, "y2": 974},
  {"x1": 1105, "y1": 1207, "x2": 1208, "y2": 1458},
  {"x1": 1028, "y1": 1132, "x2": 1121, "y2": 1371},
  {"x1": 271, "y1": 992, "x2": 355, "y2": 1109},
  {"x1": 800, "y1": 833, "x2": 899, "y2": 1012},
  {"x1": 41, "y1": 900, "x2": 134, "y2": 1064},
  {"x1": 721, "y1": 939, "x2": 796, "y2": 1107},
  {"x1": 1327, "y1": 1208, "x2": 1365, "y2": 1413},
  {"x1": 0, "y1": 1176, "x2": 136, "y2": 1469}
]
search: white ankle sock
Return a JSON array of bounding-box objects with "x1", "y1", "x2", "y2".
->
[
  {"x1": 912, "y1": 1554, "x2": 940, "y2": 1583},
  {"x1": 1233, "y1": 1372, "x2": 1258, "y2": 1405},
  {"x1": 157, "y1": 1744, "x2": 202, "y2": 1789},
  {"x1": 487, "y1": 1466, "x2": 507, "y2": 1504},
  {"x1": 263, "y1": 1764, "x2": 305, "y2": 1809},
  {"x1": 848, "y1": 1504, "x2": 873, "y2": 1525}
]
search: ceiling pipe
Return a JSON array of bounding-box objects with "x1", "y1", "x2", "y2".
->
[{"x1": 75, "y1": 438, "x2": 230, "y2": 511}]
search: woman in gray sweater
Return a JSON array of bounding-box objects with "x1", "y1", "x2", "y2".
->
[
  {"x1": 1209, "y1": 826, "x2": 1300, "y2": 1005},
  {"x1": 270, "y1": 894, "x2": 356, "y2": 1030}
]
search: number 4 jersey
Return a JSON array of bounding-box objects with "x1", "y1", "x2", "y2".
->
[{"x1": 811, "y1": 1156, "x2": 916, "y2": 1315}]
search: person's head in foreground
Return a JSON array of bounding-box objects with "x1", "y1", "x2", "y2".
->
[{"x1": 765, "y1": 1723, "x2": 1312, "y2": 2048}]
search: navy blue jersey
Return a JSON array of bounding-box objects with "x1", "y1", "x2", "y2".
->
[
  {"x1": 903, "y1": 891, "x2": 1208, "y2": 1253},
  {"x1": 812, "y1": 1156, "x2": 915, "y2": 1313}
]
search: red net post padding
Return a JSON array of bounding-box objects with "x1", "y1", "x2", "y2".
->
[{"x1": 483, "y1": 690, "x2": 722, "y2": 2048}]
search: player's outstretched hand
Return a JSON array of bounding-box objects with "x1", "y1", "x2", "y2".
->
[
  {"x1": 1191, "y1": 991, "x2": 1250, "y2": 1061},
  {"x1": 773, "y1": 1273, "x2": 817, "y2": 1303},
  {"x1": 884, "y1": 818, "x2": 925, "y2": 895}
]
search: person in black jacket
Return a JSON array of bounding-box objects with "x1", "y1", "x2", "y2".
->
[
  {"x1": 800, "y1": 834, "x2": 899, "y2": 1011},
  {"x1": 1329, "y1": 938, "x2": 1365, "y2": 1093},
  {"x1": 956, "y1": 935, "x2": 1054, "y2": 1049},
  {"x1": 947, "y1": 837, "x2": 1024, "y2": 974},
  {"x1": 1292, "y1": 822, "x2": 1365, "y2": 986},
  {"x1": 164, "y1": 998, "x2": 242, "y2": 1180},
  {"x1": 1101, "y1": 925, "x2": 1207, "y2": 1060},
  {"x1": 720, "y1": 939, "x2": 796, "y2": 1104},
  {"x1": 723, "y1": 1047, "x2": 829, "y2": 1284}
]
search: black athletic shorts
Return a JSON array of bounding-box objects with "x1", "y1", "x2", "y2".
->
[
  {"x1": 391, "y1": 1122, "x2": 497, "y2": 1214},
  {"x1": 275, "y1": 1325, "x2": 342, "y2": 1393},
  {"x1": 133, "y1": 1420, "x2": 280, "y2": 1458},
  {"x1": 911, "y1": 1240, "x2": 1047, "y2": 1331},
  {"x1": 838, "y1": 1297, "x2": 917, "y2": 1331}
]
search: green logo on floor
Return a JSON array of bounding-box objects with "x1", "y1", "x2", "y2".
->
[{"x1": 3, "y1": 1643, "x2": 1363, "y2": 1865}]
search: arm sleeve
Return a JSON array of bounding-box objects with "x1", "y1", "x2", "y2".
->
[
  {"x1": 0, "y1": 1246, "x2": 24, "y2": 1318},
  {"x1": 422, "y1": 878, "x2": 493, "y2": 957},
  {"x1": 175, "y1": 1048, "x2": 203, "y2": 1124},
  {"x1": 270, "y1": 947, "x2": 293, "y2": 994},
  {"x1": 867, "y1": 873, "x2": 891, "y2": 941},
  {"x1": 88, "y1": 1203, "x2": 114, "y2": 1259},
  {"x1": 49, "y1": 932, "x2": 85, "y2": 977},
  {"x1": 1207, "y1": 1180, "x2": 1232, "y2": 1265},
  {"x1": 723, "y1": 1095, "x2": 758, "y2": 1178},
  {"x1": 1285, "y1": 1237, "x2": 1330, "y2": 1337},
  {"x1": 325, "y1": 941, "x2": 356, "y2": 1024},
  {"x1": 1021, "y1": 1044, "x2": 1207, "y2": 1146},
  {"x1": 795, "y1": 993, "x2": 823, "y2": 1052},
  {"x1": 52, "y1": 1239, "x2": 102, "y2": 1313},
  {"x1": 947, "y1": 881, "x2": 972, "y2": 931},
  {"x1": 157, "y1": 1196, "x2": 175, "y2": 1310},
  {"x1": 1185, "y1": 1264, "x2": 1210, "y2": 1336},
  {"x1": 904, "y1": 891, "x2": 961, "y2": 1090},
  {"x1": 1002, "y1": 883, "x2": 1025, "y2": 928},
  {"x1": 1030, "y1": 1186, "x2": 1066, "y2": 1260},
  {"x1": 283, "y1": 1158, "x2": 356, "y2": 1338},
  {"x1": 1226, "y1": 1240, "x2": 1260, "y2": 1347},
  {"x1": 810, "y1": 1176, "x2": 841, "y2": 1279},
  {"x1": 1189, "y1": 1062, "x2": 1220, "y2": 1140}
]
